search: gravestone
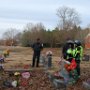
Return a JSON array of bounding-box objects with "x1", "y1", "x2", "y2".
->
[
  {"x1": 47, "y1": 73, "x2": 55, "y2": 82},
  {"x1": 45, "y1": 51, "x2": 52, "y2": 68},
  {"x1": 58, "y1": 59, "x2": 70, "y2": 84},
  {"x1": 40, "y1": 51, "x2": 53, "y2": 69},
  {"x1": 47, "y1": 72, "x2": 66, "y2": 90},
  {"x1": 40, "y1": 55, "x2": 45, "y2": 66},
  {"x1": 47, "y1": 55, "x2": 52, "y2": 68},
  {"x1": 53, "y1": 79, "x2": 66, "y2": 90}
]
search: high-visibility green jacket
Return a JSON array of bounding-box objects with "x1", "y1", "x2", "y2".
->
[
  {"x1": 66, "y1": 48, "x2": 73, "y2": 59},
  {"x1": 73, "y1": 46, "x2": 83, "y2": 61}
]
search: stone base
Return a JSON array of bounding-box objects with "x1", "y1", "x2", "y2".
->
[{"x1": 53, "y1": 79, "x2": 66, "y2": 90}]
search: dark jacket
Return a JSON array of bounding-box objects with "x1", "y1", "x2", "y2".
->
[
  {"x1": 32, "y1": 42, "x2": 43, "y2": 54},
  {"x1": 62, "y1": 44, "x2": 69, "y2": 59}
]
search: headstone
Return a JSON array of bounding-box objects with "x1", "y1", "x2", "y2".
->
[
  {"x1": 40, "y1": 55, "x2": 45, "y2": 66},
  {"x1": 58, "y1": 59, "x2": 70, "y2": 84},
  {"x1": 53, "y1": 79, "x2": 66, "y2": 90},
  {"x1": 46, "y1": 51, "x2": 52, "y2": 68},
  {"x1": 58, "y1": 58, "x2": 78, "y2": 85},
  {"x1": 59, "y1": 68, "x2": 70, "y2": 84},
  {"x1": 48, "y1": 73, "x2": 55, "y2": 82}
]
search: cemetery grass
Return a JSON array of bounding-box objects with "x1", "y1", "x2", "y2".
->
[{"x1": 0, "y1": 46, "x2": 90, "y2": 90}]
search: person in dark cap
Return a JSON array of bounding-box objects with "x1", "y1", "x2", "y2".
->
[
  {"x1": 74, "y1": 40, "x2": 83, "y2": 78},
  {"x1": 32, "y1": 38, "x2": 43, "y2": 67},
  {"x1": 62, "y1": 40, "x2": 74, "y2": 61}
]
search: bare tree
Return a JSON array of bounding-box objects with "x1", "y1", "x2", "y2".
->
[
  {"x1": 57, "y1": 6, "x2": 81, "y2": 30},
  {"x1": 21, "y1": 23, "x2": 46, "y2": 46},
  {"x1": 3, "y1": 28, "x2": 19, "y2": 46}
]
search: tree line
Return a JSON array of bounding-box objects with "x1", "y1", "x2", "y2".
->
[{"x1": 1, "y1": 6, "x2": 90, "y2": 47}]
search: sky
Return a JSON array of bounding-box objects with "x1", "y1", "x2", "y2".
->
[{"x1": 0, "y1": 0, "x2": 90, "y2": 37}]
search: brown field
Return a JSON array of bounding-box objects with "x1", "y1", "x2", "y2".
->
[{"x1": 0, "y1": 46, "x2": 90, "y2": 90}]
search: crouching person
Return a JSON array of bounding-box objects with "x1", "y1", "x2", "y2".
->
[{"x1": 65, "y1": 58, "x2": 78, "y2": 84}]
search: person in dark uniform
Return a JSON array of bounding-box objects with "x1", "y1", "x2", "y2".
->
[{"x1": 32, "y1": 38, "x2": 43, "y2": 67}]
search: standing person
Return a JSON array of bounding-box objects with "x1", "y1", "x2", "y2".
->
[
  {"x1": 62, "y1": 42, "x2": 69, "y2": 59},
  {"x1": 62, "y1": 40, "x2": 74, "y2": 60},
  {"x1": 74, "y1": 40, "x2": 83, "y2": 78},
  {"x1": 32, "y1": 38, "x2": 43, "y2": 67},
  {"x1": 65, "y1": 40, "x2": 74, "y2": 62}
]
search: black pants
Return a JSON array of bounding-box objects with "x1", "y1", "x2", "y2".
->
[
  {"x1": 32, "y1": 53, "x2": 40, "y2": 67},
  {"x1": 76, "y1": 60, "x2": 80, "y2": 76}
]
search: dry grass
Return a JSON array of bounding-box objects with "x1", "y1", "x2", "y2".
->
[{"x1": 0, "y1": 46, "x2": 90, "y2": 90}]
